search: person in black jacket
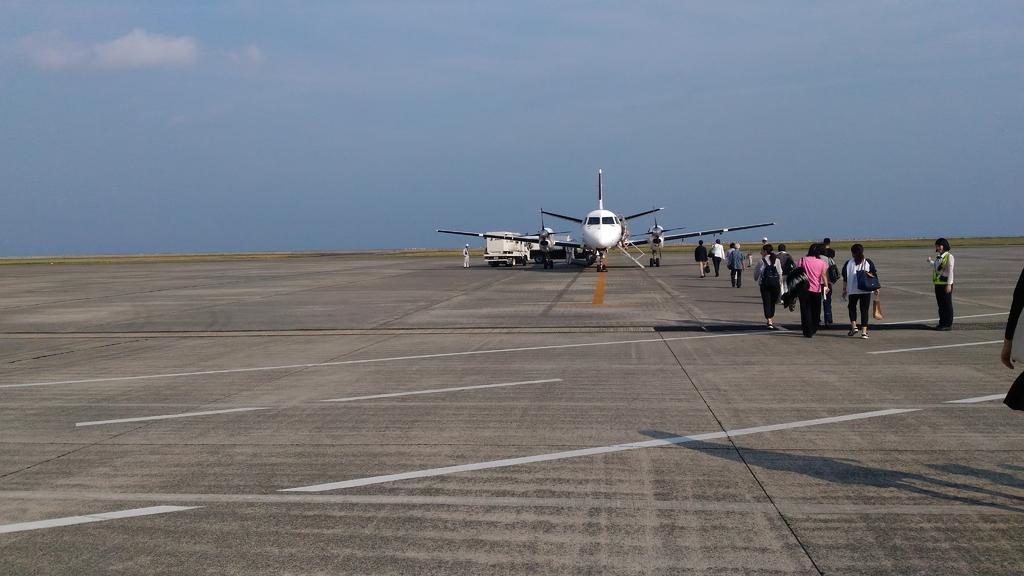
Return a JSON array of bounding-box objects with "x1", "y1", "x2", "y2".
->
[{"x1": 694, "y1": 240, "x2": 709, "y2": 278}]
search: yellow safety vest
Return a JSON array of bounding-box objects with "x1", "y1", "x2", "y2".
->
[{"x1": 932, "y1": 252, "x2": 950, "y2": 285}]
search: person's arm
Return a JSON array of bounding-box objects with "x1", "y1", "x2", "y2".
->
[
  {"x1": 1002, "y1": 266, "x2": 1024, "y2": 368},
  {"x1": 945, "y1": 253, "x2": 955, "y2": 293}
]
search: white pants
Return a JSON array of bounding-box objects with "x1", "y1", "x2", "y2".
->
[{"x1": 463, "y1": 256, "x2": 470, "y2": 268}]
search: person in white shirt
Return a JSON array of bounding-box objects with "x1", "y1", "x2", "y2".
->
[
  {"x1": 754, "y1": 244, "x2": 785, "y2": 329},
  {"x1": 463, "y1": 244, "x2": 471, "y2": 268},
  {"x1": 841, "y1": 243, "x2": 879, "y2": 338},
  {"x1": 709, "y1": 239, "x2": 726, "y2": 277}
]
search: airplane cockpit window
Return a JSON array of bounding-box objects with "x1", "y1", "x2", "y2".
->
[
  {"x1": 602, "y1": 217, "x2": 616, "y2": 225},
  {"x1": 586, "y1": 217, "x2": 601, "y2": 225}
]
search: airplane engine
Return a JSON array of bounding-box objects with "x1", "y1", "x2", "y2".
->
[
  {"x1": 536, "y1": 228, "x2": 558, "y2": 268},
  {"x1": 648, "y1": 226, "x2": 665, "y2": 267},
  {"x1": 537, "y1": 228, "x2": 556, "y2": 251}
]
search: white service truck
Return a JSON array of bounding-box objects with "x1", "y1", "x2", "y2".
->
[{"x1": 484, "y1": 232, "x2": 534, "y2": 267}]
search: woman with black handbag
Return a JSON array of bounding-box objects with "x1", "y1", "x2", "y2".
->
[{"x1": 841, "y1": 243, "x2": 879, "y2": 339}]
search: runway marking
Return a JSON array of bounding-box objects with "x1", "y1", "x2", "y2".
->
[
  {"x1": 0, "y1": 330, "x2": 768, "y2": 389},
  {"x1": 945, "y1": 393, "x2": 1007, "y2": 404},
  {"x1": 75, "y1": 407, "x2": 270, "y2": 427},
  {"x1": 279, "y1": 408, "x2": 918, "y2": 492},
  {"x1": 321, "y1": 379, "x2": 562, "y2": 403},
  {"x1": 868, "y1": 340, "x2": 1002, "y2": 355},
  {"x1": 0, "y1": 505, "x2": 200, "y2": 534},
  {"x1": 592, "y1": 272, "x2": 606, "y2": 305},
  {"x1": 879, "y1": 312, "x2": 1008, "y2": 326}
]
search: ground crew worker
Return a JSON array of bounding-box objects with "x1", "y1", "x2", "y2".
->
[
  {"x1": 929, "y1": 237, "x2": 955, "y2": 330},
  {"x1": 463, "y1": 244, "x2": 471, "y2": 268}
]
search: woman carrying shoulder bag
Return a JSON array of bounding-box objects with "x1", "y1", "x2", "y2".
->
[
  {"x1": 841, "y1": 243, "x2": 879, "y2": 339},
  {"x1": 797, "y1": 244, "x2": 829, "y2": 338}
]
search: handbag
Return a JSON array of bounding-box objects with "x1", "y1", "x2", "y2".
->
[
  {"x1": 872, "y1": 294, "x2": 883, "y2": 320},
  {"x1": 856, "y1": 269, "x2": 880, "y2": 291},
  {"x1": 704, "y1": 264, "x2": 711, "y2": 274}
]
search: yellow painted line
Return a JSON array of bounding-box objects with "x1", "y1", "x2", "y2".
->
[{"x1": 592, "y1": 271, "x2": 606, "y2": 306}]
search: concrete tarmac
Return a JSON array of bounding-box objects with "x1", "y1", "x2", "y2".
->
[{"x1": 1, "y1": 246, "x2": 1022, "y2": 575}]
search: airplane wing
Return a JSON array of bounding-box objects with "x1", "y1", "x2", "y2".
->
[
  {"x1": 540, "y1": 210, "x2": 583, "y2": 224},
  {"x1": 627, "y1": 222, "x2": 775, "y2": 246},
  {"x1": 622, "y1": 207, "x2": 664, "y2": 221},
  {"x1": 436, "y1": 229, "x2": 540, "y2": 244}
]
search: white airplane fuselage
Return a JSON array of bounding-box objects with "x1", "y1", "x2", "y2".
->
[{"x1": 580, "y1": 209, "x2": 623, "y2": 251}]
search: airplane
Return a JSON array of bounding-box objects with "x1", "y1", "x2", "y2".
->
[{"x1": 437, "y1": 170, "x2": 774, "y2": 272}]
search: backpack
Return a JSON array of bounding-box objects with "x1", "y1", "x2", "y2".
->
[
  {"x1": 827, "y1": 259, "x2": 840, "y2": 285},
  {"x1": 761, "y1": 258, "x2": 781, "y2": 290},
  {"x1": 779, "y1": 252, "x2": 795, "y2": 274}
]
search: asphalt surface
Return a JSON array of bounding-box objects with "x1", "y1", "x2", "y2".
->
[{"x1": 1, "y1": 246, "x2": 1022, "y2": 575}]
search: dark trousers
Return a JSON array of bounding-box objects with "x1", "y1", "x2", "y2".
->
[
  {"x1": 848, "y1": 293, "x2": 871, "y2": 326},
  {"x1": 823, "y1": 290, "x2": 833, "y2": 324},
  {"x1": 760, "y1": 284, "x2": 779, "y2": 320},
  {"x1": 731, "y1": 269, "x2": 743, "y2": 287},
  {"x1": 799, "y1": 291, "x2": 823, "y2": 337},
  {"x1": 712, "y1": 257, "x2": 721, "y2": 276},
  {"x1": 935, "y1": 284, "x2": 954, "y2": 327}
]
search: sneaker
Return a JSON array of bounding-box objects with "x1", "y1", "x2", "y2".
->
[
  {"x1": 936, "y1": 325, "x2": 952, "y2": 331},
  {"x1": 859, "y1": 332, "x2": 869, "y2": 339},
  {"x1": 847, "y1": 328, "x2": 858, "y2": 337},
  {"x1": 767, "y1": 323, "x2": 775, "y2": 330}
]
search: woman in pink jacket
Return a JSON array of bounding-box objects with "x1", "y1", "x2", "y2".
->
[{"x1": 797, "y1": 244, "x2": 830, "y2": 337}]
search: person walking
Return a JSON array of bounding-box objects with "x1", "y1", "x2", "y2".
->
[
  {"x1": 797, "y1": 244, "x2": 829, "y2": 337},
  {"x1": 754, "y1": 243, "x2": 784, "y2": 329},
  {"x1": 710, "y1": 239, "x2": 725, "y2": 277},
  {"x1": 728, "y1": 242, "x2": 746, "y2": 288},
  {"x1": 777, "y1": 244, "x2": 795, "y2": 275},
  {"x1": 841, "y1": 243, "x2": 879, "y2": 339},
  {"x1": 929, "y1": 238, "x2": 955, "y2": 330},
  {"x1": 694, "y1": 240, "x2": 709, "y2": 278},
  {"x1": 463, "y1": 244, "x2": 471, "y2": 268}
]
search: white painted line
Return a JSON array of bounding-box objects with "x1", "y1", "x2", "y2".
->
[
  {"x1": 879, "y1": 312, "x2": 1008, "y2": 326},
  {"x1": 945, "y1": 393, "x2": 1007, "y2": 404},
  {"x1": 280, "y1": 408, "x2": 919, "y2": 492},
  {"x1": 75, "y1": 407, "x2": 270, "y2": 427},
  {"x1": 868, "y1": 340, "x2": 1002, "y2": 355},
  {"x1": 0, "y1": 331, "x2": 764, "y2": 389},
  {"x1": 321, "y1": 379, "x2": 562, "y2": 403},
  {"x1": 0, "y1": 505, "x2": 200, "y2": 534}
]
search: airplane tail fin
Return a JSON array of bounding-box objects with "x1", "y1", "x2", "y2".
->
[{"x1": 597, "y1": 169, "x2": 603, "y2": 210}]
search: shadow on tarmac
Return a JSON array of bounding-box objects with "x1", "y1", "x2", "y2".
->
[{"x1": 639, "y1": 432, "x2": 1024, "y2": 513}]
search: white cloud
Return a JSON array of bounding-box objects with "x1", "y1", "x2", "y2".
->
[
  {"x1": 227, "y1": 45, "x2": 264, "y2": 65},
  {"x1": 19, "y1": 29, "x2": 198, "y2": 71},
  {"x1": 93, "y1": 29, "x2": 198, "y2": 70}
]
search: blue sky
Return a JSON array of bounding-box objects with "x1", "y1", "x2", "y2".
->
[{"x1": 2, "y1": 2, "x2": 1022, "y2": 255}]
